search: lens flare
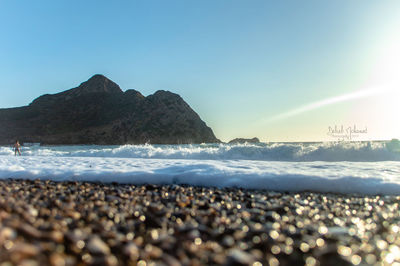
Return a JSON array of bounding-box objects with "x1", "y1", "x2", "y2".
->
[{"x1": 263, "y1": 87, "x2": 393, "y2": 124}]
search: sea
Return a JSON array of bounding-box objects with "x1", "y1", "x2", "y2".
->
[{"x1": 1, "y1": 140, "x2": 400, "y2": 195}]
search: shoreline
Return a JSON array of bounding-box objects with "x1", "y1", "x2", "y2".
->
[{"x1": 0, "y1": 179, "x2": 399, "y2": 265}]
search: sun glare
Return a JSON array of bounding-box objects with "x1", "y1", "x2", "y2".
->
[
  {"x1": 261, "y1": 23, "x2": 400, "y2": 141},
  {"x1": 365, "y1": 31, "x2": 400, "y2": 139}
]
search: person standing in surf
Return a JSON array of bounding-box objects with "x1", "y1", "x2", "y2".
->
[{"x1": 14, "y1": 140, "x2": 21, "y2": 156}]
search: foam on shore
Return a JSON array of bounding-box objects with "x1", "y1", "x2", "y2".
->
[{"x1": 1, "y1": 156, "x2": 399, "y2": 195}]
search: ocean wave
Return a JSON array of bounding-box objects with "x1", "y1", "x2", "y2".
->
[{"x1": 1, "y1": 140, "x2": 399, "y2": 162}]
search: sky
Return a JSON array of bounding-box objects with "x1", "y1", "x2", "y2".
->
[{"x1": 0, "y1": 0, "x2": 399, "y2": 142}]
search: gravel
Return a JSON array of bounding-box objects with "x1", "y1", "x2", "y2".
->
[{"x1": 0, "y1": 179, "x2": 399, "y2": 265}]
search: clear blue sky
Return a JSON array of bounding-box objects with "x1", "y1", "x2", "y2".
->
[{"x1": 1, "y1": 1, "x2": 399, "y2": 141}]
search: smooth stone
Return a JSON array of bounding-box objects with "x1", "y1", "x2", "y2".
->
[
  {"x1": 87, "y1": 236, "x2": 110, "y2": 255},
  {"x1": 123, "y1": 242, "x2": 139, "y2": 260},
  {"x1": 226, "y1": 249, "x2": 255, "y2": 265}
]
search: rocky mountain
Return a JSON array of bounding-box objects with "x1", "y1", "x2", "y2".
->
[
  {"x1": 0, "y1": 75, "x2": 219, "y2": 145},
  {"x1": 228, "y1": 137, "x2": 260, "y2": 144}
]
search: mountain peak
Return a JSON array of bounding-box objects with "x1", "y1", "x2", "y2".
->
[
  {"x1": 75, "y1": 74, "x2": 123, "y2": 95},
  {"x1": 29, "y1": 74, "x2": 123, "y2": 107}
]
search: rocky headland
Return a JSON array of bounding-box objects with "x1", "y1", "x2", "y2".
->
[
  {"x1": 228, "y1": 138, "x2": 260, "y2": 144},
  {"x1": 0, "y1": 75, "x2": 219, "y2": 145}
]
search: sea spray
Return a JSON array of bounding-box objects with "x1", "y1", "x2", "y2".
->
[{"x1": 2, "y1": 141, "x2": 399, "y2": 162}]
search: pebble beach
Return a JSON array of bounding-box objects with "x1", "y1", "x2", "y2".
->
[{"x1": 0, "y1": 179, "x2": 399, "y2": 265}]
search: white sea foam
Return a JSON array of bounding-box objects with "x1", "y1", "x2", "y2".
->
[
  {"x1": 0, "y1": 155, "x2": 399, "y2": 195},
  {"x1": 0, "y1": 141, "x2": 399, "y2": 195},
  {"x1": 1, "y1": 141, "x2": 399, "y2": 161}
]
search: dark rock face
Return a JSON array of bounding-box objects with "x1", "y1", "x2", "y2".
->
[
  {"x1": 228, "y1": 137, "x2": 260, "y2": 144},
  {"x1": 0, "y1": 75, "x2": 219, "y2": 145}
]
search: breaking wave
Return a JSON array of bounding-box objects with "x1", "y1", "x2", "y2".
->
[{"x1": 1, "y1": 140, "x2": 399, "y2": 162}]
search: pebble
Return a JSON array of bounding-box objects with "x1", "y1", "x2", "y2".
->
[
  {"x1": 18, "y1": 223, "x2": 42, "y2": 239},
  {"x1": 0, "y1": 227, "x2": 16, "y2": 243},
  {"x1": 123, "y1": 242, "x2": 139, "y2": 260},
  {"x1": 49, "y1": 254, "x2": 66, "y2": 266},
  {"x1": 9, "y1": 243, "x2": 40, "y2": 262},
  {"x1": 87, "y1": 236, "x2": 110, "y2": 255},
  {"x1": 227, "y1": 249, "x2": 255, "y2": 265}
]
